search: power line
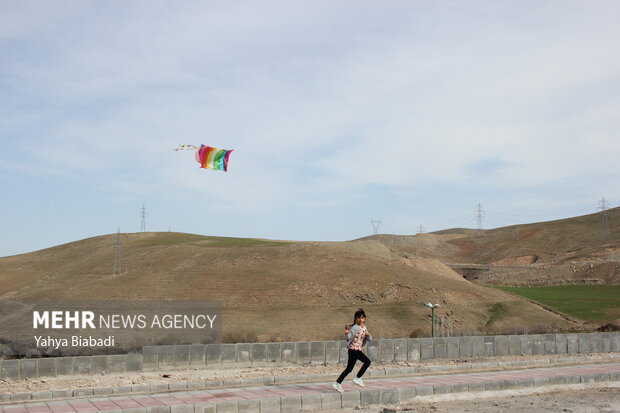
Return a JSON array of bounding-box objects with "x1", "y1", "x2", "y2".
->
[
  {"x1": 474, "y1": 203, "x2": 484, "y2": 230},
  {"x1": 370, "y1": 218, "x2": 382, "y2": 235},
  {"x1": 140, "y1": 204, "x2": 147, "y2": 232}
]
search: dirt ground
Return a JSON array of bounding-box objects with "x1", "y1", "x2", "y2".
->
[{"x1": 318, "y1": 383, "x2": 620, "y2": 413}]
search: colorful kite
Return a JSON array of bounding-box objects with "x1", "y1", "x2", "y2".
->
[{"x1": 174, "y1": 144, "x2": 234, "y2": 172}]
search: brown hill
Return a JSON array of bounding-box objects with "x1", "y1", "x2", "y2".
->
[
  {"x1": 361, "y1": 208, "x2": 620, "y2": 286},
  {"x1": 0, "y1": 232, "x2": 585, "y2": 344}
]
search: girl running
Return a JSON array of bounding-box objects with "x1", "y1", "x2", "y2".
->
[{"x1": 332, "y1": 308, "x2": 372, "y2": 392}]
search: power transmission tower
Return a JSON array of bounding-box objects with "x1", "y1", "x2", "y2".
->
[
  {"x1": 417, "y1": 225, "x2": 425, "y2": 234},
  {"x1": 474, "y1": 203, "x2": 484, "y2": 230},
  {"x1": 598, "y1": 197, "x2": 610, "y2": 243},
  {"x1": 113, "y1": 227, "x2": 122, "y2": 275},
  {"x1": 140, "y1": 204, "x2": 147, "y2": 232},
  {"x1": 370, "y1": 219, "x2": 382, "y2": 235}
]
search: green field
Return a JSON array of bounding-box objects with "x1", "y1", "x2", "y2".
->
[{"x1": 495, "y1": 285, "x2": 620, "y2": 322}]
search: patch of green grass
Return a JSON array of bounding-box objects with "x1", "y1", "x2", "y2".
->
[
  {"x1": 130, "y1": 232, "x2": 288, "y2": 248},
  {"x1": 485, "y1": 303, "x2": 509, "y2": 326},
  {"x1": 495, "y1": 285, "x2": 620, "y2": 322}
]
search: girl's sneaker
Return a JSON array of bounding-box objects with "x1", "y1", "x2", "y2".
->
[
  {"x1": 332, "y1": 382, "x2": 343, "y2": 393},
  {"x1": 352, "y1": 377, "x2": 365, "y2": 387}
]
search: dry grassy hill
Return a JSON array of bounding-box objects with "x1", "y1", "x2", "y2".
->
[
  {"x1": 361, "y1": 208, "x2": 620, "y2": 286},
  {"x1": 0, "y1": 222, "x2": 596, "y2": 344}
]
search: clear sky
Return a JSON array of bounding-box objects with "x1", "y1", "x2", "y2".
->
[{"x1": 1, "y1": 1, "x2": 619, "y2": 257}]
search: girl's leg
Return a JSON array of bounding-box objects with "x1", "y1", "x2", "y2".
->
[
  {"x1": 336, "y1": 349, "x2": 359, "y2": 383},
  {"x1": 355, "y1": 351, "x2": 371, "y2": 378}
]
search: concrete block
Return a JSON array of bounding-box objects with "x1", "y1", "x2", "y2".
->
[
  {"x1": 601, "y1": 333, "x2": 612, "y2": 352},
  {"x1": 37, "y1": 358, "x2": 57, "y2": 377},
  {"x1": 9, "y1": 393, "x2": 31, "y2": 401},
  {"x1": 94, "y1": 386, "x2": 115, "y2": 395},
  {"x1": 549, "y1": 376, "x2": 566, "y2": 385},
  {"x1": 495, "y1": 336, "x2": 509, "y2": 356},
  {"x1": 221, "y1": 344, "x2": 236, "y2": 363},
  {"x1": 73, "y1": 387, "x2": 95, "y2": 396},
  {"x1": 342, "y1": 390, "x2": 361, "y2": 408},
  {"x1": 468, "y1": 382, "x2": 486, "y2": 392},
  {"x1": 379, "y1": 339, "x2": 395, "y2": 362},
  {"x1": 259, "y1": 397, "x2": 281, "y2": 412},
  {"x1": 57, "y1": 357, "x2": 74, "y2": 376},
  {"x1": 127, "y1": 352, "x2": 143, "y2": 371},
  {"x1": 266, "y1": 342, "x2": 281, "y2": 362},
  {"x1": 149, "y1": 383, "x2": 169, "y2": 392},
  {"x1": 451, "y1": 383, "x2": 469, "y2": 393},
  {"x1": 471, "y1": 336, "x2": 484, "y2": 357},
  {"x1": 518, "y1": 378, "x2": 535, "y2": 388},
  {"x1": 578, "y1": 333, "x2": 591, "y2": 353},
  {"x1": 555, "y1": 334, "x2": 568, "y2": 354},
  {"x1": 580, "y1": 374, "x2": 596, "y2": 383},
  {"x1": 201, "y1": 406, "x2": 216, "y2": 413},
  {"x1": 508, "y1": 335, "x2": 521, "y2": 355},
  {"x1": 296, "y1": 342, "x2": 310, "y2": 363},
  {"x1": 483, "y1": 336, "x2": 495, "y2": 356},
  {"x1": 594, "y1": 373, "x2": 609, "y2": 382},
  {"x1": 433, "y1": 384, "x2": 451, "y2": 394},
  {"x1": 533, "y1": 377, "x2": 550, "y2": 386},
  {"x1": 415, "y1": 385, "x2": 433, "y2": 396},
  {"x1": 397, "y1": 387, "x2": 416, "y2": 402},
  {"x1": 52, "y1": 389, "x2": 73, "y2": 398},
  {"x1": 75, "y1": 356, "x2": 93, "y2": 375},
  {"x1": 360, "y1": 389, "x2": 380, "y2": 406},
  {"x1": 251, "y1": 343, "x2": 267, "y2": 363},
  {"x1": 20, "y1": 359, "x2": 37, "y2": 379},
  {"x1": 325, "y1": 341, "x2": 340, "y2": 364},
  {"x1": 174, "y1": 345, "x2": 190, "y2": 367},
  {"x1": 113, "y1": 385, "x2": 133, "y2": 394},
  {"x1": 237, "y1": 399, "x2": 259, "y2": 413},
  {"x1": 519, "y1": 335, "x2": 532, "y2": 355},
  {"x1": 366, "y1": 339, "x2": 380, "y2": 362},
  {"x1": 420, "y1": 338, "x2": 434, "y2": 359},
  {"x1": 485, "y1": 381, "x2": 501, "y2": 391},
  {"x1": 31, "y1": 391, "x2": 53, "y2": 400},
  {"x1": 459, "y1": 337, "x2": 472, "y2": 358},
  {"x1": 142, "y1": 346, "x2": 159, "y2": 370},
  {"x1": 281, "y1": 342, "x2": 296, "y2": 363},
  {"x1": 91, "y1": 355, "x2": 109, "y2": 374},
  {"x1": 236, "y1": 343, "x2": 251, "y2": 363},
  {"x1": 612, "y1": 332, "x2": 620, "y2": 352},
  {"x1": 206, "y1": 344, "x2": 222, "y2": 364},
  {"x1": 214, "y1": 400, "x2": 237, "y2": 413},
  {"x1": 379, "y1": 388, "x2": 398, "y2": 404},
  {"x1": 567, "y1": 334, "x2": 578, "y2": 354},
  {"x1": 310, "y1": 341, "x2": 325, "y2": 364},
  {"x1": 564, "y1": 375, "x2": 581, "y2": 384},
  {"x1": 301, "y1": 393, "x2": 321, "y2": 411},
  {"x1": 407, "y1": 338, "x2": 420, "y2": 361},
  {"x1": 445, "y1": 337, "x2": 459, "y2": 358},
  {"x1": 433, "y1": 338, "x2": 447, "y2": 359},
  {"x1": 321, "y1": 392, "x2": 342, "y2": 409},
  {"x1": 544, "y1": 334, "x2": 556, "y2": 354},
  {"x1": 157, "y1": 345, "x2": 175, "y2": 367},
  {"x1": 281, "y1": 395, "x2": 301, "y2": 411},
  {"x1": 531, "y1": 335, "x2": 544, "y2": 355},
  {"x1": 393, "y1": 338, "x2": 407, "y2": 361},
  {"x1": 169, "y1": 382, "x2": 188, "y2": 391},
  {"x1": 589, "y1": 333, "x2": 603, "y2": 353},
  {"x1": 338, "y1": 340, "x2": 348, "y2": 364},
  {"x1": 109, "y1": 354, "x2": 127, "y2": 373},
  {"x1": 190, "y1": 344, "x2": 206, "y2": 366}
]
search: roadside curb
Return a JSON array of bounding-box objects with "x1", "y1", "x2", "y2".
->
[{"x1": 1, "y1": 353, "x2": 618, "y2": 404}]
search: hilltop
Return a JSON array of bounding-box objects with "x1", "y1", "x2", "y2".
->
[{"x1": 5, "y1": 208, "x2": 618, "y2": 343}]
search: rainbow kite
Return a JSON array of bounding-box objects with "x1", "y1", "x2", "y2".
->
[{"x1": 174, "y1": 144, "x2": 234, "y2": 172}]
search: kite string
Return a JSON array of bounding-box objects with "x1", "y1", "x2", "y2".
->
[{"x1": 173, "y1": 144, "x2": 200, "y2": 151}]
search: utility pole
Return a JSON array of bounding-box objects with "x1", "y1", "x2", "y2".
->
[
  {"x1": 598, "y1": 197, "x2": 610, "y2": 243},
  {"x1": 370, "y1": 219, "x2": 382, "y2": 235},
  {"x1": 474, "y1": 203, "x2": 484, "y2": 231},
  {"x1": 113, "y1": 227, "x2": 122, "y2": 275},
  {"x1": 140, "y1": 205, "x2": 147, "y2": 233}
]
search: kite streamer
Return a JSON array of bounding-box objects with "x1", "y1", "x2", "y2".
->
[{"x1": 174, "y1": 144, "x2": 234, "y2": 171}]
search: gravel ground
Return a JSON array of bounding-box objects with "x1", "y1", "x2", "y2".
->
[{"x1": 316, "y1": 383, "x2": 620, "y2": 413}]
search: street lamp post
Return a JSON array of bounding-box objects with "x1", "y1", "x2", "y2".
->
[{"x1": 425, "y1": 303, "x2": 440, "y2": 338}]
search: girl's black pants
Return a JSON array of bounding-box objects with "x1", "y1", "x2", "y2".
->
[{"x1": 336, "y1": 349, "x2": 371, "y2": 383}]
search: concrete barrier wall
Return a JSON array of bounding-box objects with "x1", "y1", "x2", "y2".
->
[{"x1": 1, "y1": 332, "x2": 618, "y2": 380}]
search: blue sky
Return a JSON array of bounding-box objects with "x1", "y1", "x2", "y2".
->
[{"x1": 1, "y1": 0, "x2": 619, "y2": 257}]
